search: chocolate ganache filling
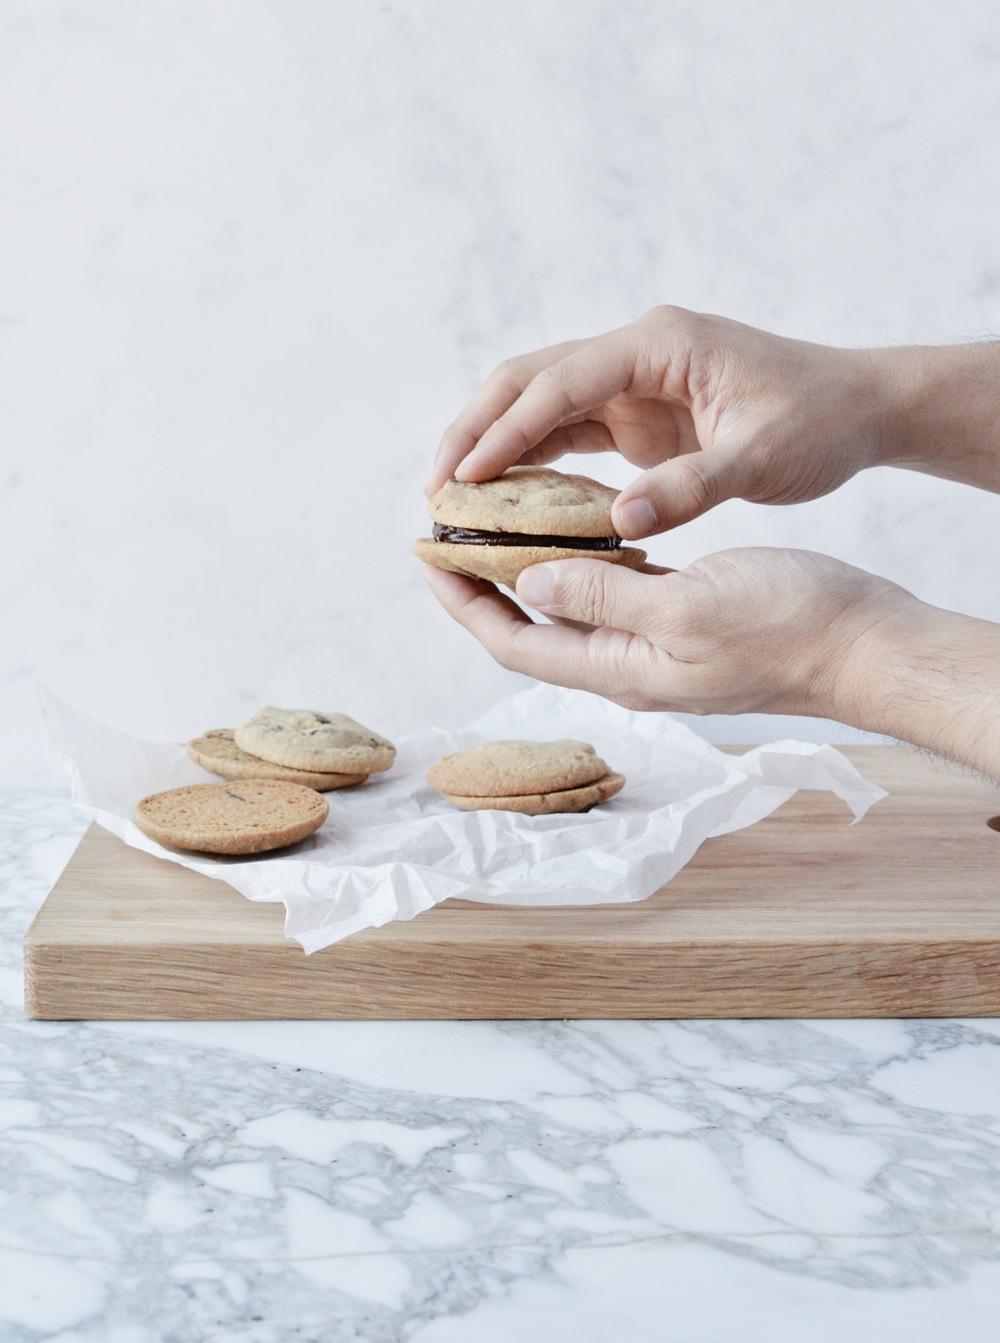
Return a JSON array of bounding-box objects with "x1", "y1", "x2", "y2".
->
[{"x1": 433, "y1": 524, "x2": 621, "y2": 551}]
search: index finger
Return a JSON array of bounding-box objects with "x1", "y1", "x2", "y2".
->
[
  {"x1": 453, "y1": 331, "x2": 638, "y2": 485},
  {"x1": 427, "y1": 339, "x2": 586, "y2": 495}
]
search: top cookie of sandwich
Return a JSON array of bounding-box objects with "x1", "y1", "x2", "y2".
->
[
  {"x1": 235, "y1": 707, "x2": 396, "y2": 775},
  {"x1": 427, "y1": 739, "x2": 611, "y2": 798},
  {"x1": 187, "y1": 729, "x2": 365, "y2": 791},
  {"x1": 428, "y1": 466, "x2": 619, "y2": 538}
]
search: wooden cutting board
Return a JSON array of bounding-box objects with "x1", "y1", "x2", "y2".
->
[{"x1": 23, "y1": 746, "x2": 1000, "y2": 1020}]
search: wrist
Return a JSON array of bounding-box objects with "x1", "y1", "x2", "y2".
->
[
  {"x1": 834, "y1": 597, "x2": 1000, "y2": 777},
  {"x1": 862, "y1": 346, "x2": 934, "y2": 471},
  {"x1": 830, "y1": 594, "x2": 930, "y2": 732},
  {"x1": 865, "y1": 343, "x2": 1000, "y2": 484},
  {"x1": 807, "y1": 585, "x2": 920, "y2": 728}
]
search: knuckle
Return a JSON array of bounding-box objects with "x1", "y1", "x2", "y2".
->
[
  {"x1": 563, "y1": 420, "x2": 599, "y2": 453},
  {"x1": 640, "y1": 303, "x2": 699, "y2": 338},
  {"x1": 502, "y1": 416, "x2": 534, "y2": 454},
  {"x1": 673, "y1": 457, "x2": 717, "y2": 514},
  {"x1": 440, "y1": 419, "x2": 466, "y2": 448},
  {"x1": 488, "y1": 356, "x2": 528, "y2": 390},
  {"x1": 568, "y1": 567, "x2": 608, "y2": 627},
  {"x1": 486, "y1": 628, "x2": 526, "y2": 675},
  {"x1": 533, "y1": 360, "x2": 565, "y2": 386},
  {"x1": 530, "y1": 361, "x2": 578, "y2": 415},
  {"x1": 486, "y1": 638, "x2": 518, "y2": 673},
  {"x1": 631, "y1": 307, "x2": 705, "y2": 397}
]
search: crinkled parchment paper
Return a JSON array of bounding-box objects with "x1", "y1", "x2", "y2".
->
[{"x1": 40, "y1": 685, "x2": 886, "y2": 953}]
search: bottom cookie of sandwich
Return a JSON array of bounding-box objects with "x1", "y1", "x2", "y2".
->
[
  {"x1": 414, "y1": 537, "x2": 647, "y2": 586},
  {"x1": 441, "y1": 771, "x2": 625, "y2": 816}
]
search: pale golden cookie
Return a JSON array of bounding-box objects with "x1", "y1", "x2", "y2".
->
[
  {"x1": 416, "y1": 466, "x2": 645, "y2": 585},
  {"x1": 413, "y1": 537, "x2": 646, "y2": 587},
  {"x1": 428, "y1": 739, "x2": 625, "y2": 815},
  {"x1": 134, "y1": 780, "x2": 328, "y2": 855},
  {"x1": 235, "y1": 707, "x2": 396, "y2": 774},
  {"x1": 186, "y1": 729, "x2": 366, "y2": 791},
  {"x1": 442, "y1": 771, "x2": 626, "y2": 815},
  {"x1": 429, "y1": 466, "x2": 621, "y2": 536},
  {"x1": 428, "y1": 739, "x2": 611, "y2": 797}
]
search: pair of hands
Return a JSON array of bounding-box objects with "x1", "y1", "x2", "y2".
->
[{"x1": 423, "y1": 306, "x2": 935, "y2": 724}]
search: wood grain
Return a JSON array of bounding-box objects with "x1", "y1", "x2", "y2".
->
[{"x1": 23, "y1": 746, "x2": 1000, "y2": 1020}]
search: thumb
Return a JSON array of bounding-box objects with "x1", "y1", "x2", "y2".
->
[
  {"x1": 515, "y1": 558, "x2": 653, "y2": 631},
  {"x1": 612, "y1": 447, "x2": 749, "y2": 538}
]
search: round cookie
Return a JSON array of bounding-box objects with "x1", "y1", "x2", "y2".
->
[
  {"x1": 428, "y1": 739, "x2": 611, "y2": 797},
  {"x1": 417, "y1": 466, "x2": 646, "y2": 585},
  {"x1": 187, "y1": 729, "x2": 366, "y2": 791},
  {"x1": 235, "y1": 708, "x2": 396, "y2": 775},
  {"x1": 429, "y1": 466, "x2": 621, "y2": 537},
  {"x1": 442, "y1": 771, "x2": 626, "y2": 816},
  {"x1": 414, "y1": 537, "x2": 647, "y2": 587},
  {"x1": 134, "y1": 780, "x2": 328, "y2": 855}
]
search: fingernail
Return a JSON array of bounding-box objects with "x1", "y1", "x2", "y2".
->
[
  {"x1": 517, "y1": 565, "x2": 554, "y2": 607},
  {"x1": 614, "y1": 497, "x2": 657, "y2": 539}
]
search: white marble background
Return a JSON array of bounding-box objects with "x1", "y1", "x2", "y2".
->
[{"x1": 3, "y1": 0, "x2": 1000, "y2": 788}]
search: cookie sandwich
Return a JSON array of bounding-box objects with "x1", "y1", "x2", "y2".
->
[
  {"x1": 187, "y1": 728, "x2": 367, "y2": 792},
  {"x1": 414, "y1": 465, "x2": 647, "y2": 586},
  {"x1": 427, "y1": 739, "x2": 625, "y2": 815},
  {"x1": 188, "y1": 708, "x2": 396, "y2": 792}
]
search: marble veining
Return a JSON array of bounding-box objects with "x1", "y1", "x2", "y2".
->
[{"x1": 4, "y1": 794, "x2": 1000, "y2": 1341}]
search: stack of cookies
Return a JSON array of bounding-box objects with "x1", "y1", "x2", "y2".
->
[
  {"x1": 187, "y1": 708, "x2": 396, "y2": 792},
  {"x1": 427, "y1": 739, "x2": 624, "y2": 815},
  {"x1": 134, "y1": 706, "x2": 397, "y2": 856}
]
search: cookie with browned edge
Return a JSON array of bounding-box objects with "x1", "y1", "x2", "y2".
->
[
  {"x1": 442, "y1": 771, "x2": 626, "y2": 815},
  {"x1": 427, "y1": 739, "x2": 624, "y2": 815},
  {"x1": 187, "y1": 729, "x2": 366, "y2": 791},
  {"x1": 134, "y1": 780, "x2": 328, "y2": 855},
  {"x1": 235, "y1": 708, "x2": 396, "y2": 775},
  {"x1": 415, "y1": 465, "x2": 646, "y2": 586}
]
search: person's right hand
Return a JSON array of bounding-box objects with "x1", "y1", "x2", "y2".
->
[{"x1": 428, "y1": 307, "x2": 889, "y2": 540}]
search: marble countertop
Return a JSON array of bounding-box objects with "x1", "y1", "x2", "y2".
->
[{"x1": 4, "y1": 794, "x2": 1000, "y2": 1341}]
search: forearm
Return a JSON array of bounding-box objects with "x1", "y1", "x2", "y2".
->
[
  {"x1": 837, "y1": 601, "x2": 1000, "y2": 780},
  {"x1": 871, "y1": 342, "x2": 1000, "y2": 492}
]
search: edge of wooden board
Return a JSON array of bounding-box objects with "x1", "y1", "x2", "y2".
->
[{"x1": 24, "y1": 935, "x2": 1000, "y2": 1019}]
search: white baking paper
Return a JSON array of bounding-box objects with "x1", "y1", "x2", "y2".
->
[{"x1": 39, "y1": 684, "x2": 887, "y2": 953}]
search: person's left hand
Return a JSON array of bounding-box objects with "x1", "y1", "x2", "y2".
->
[{"x1": 423, "y1": 548, "x2": 918, "y2": 720}]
